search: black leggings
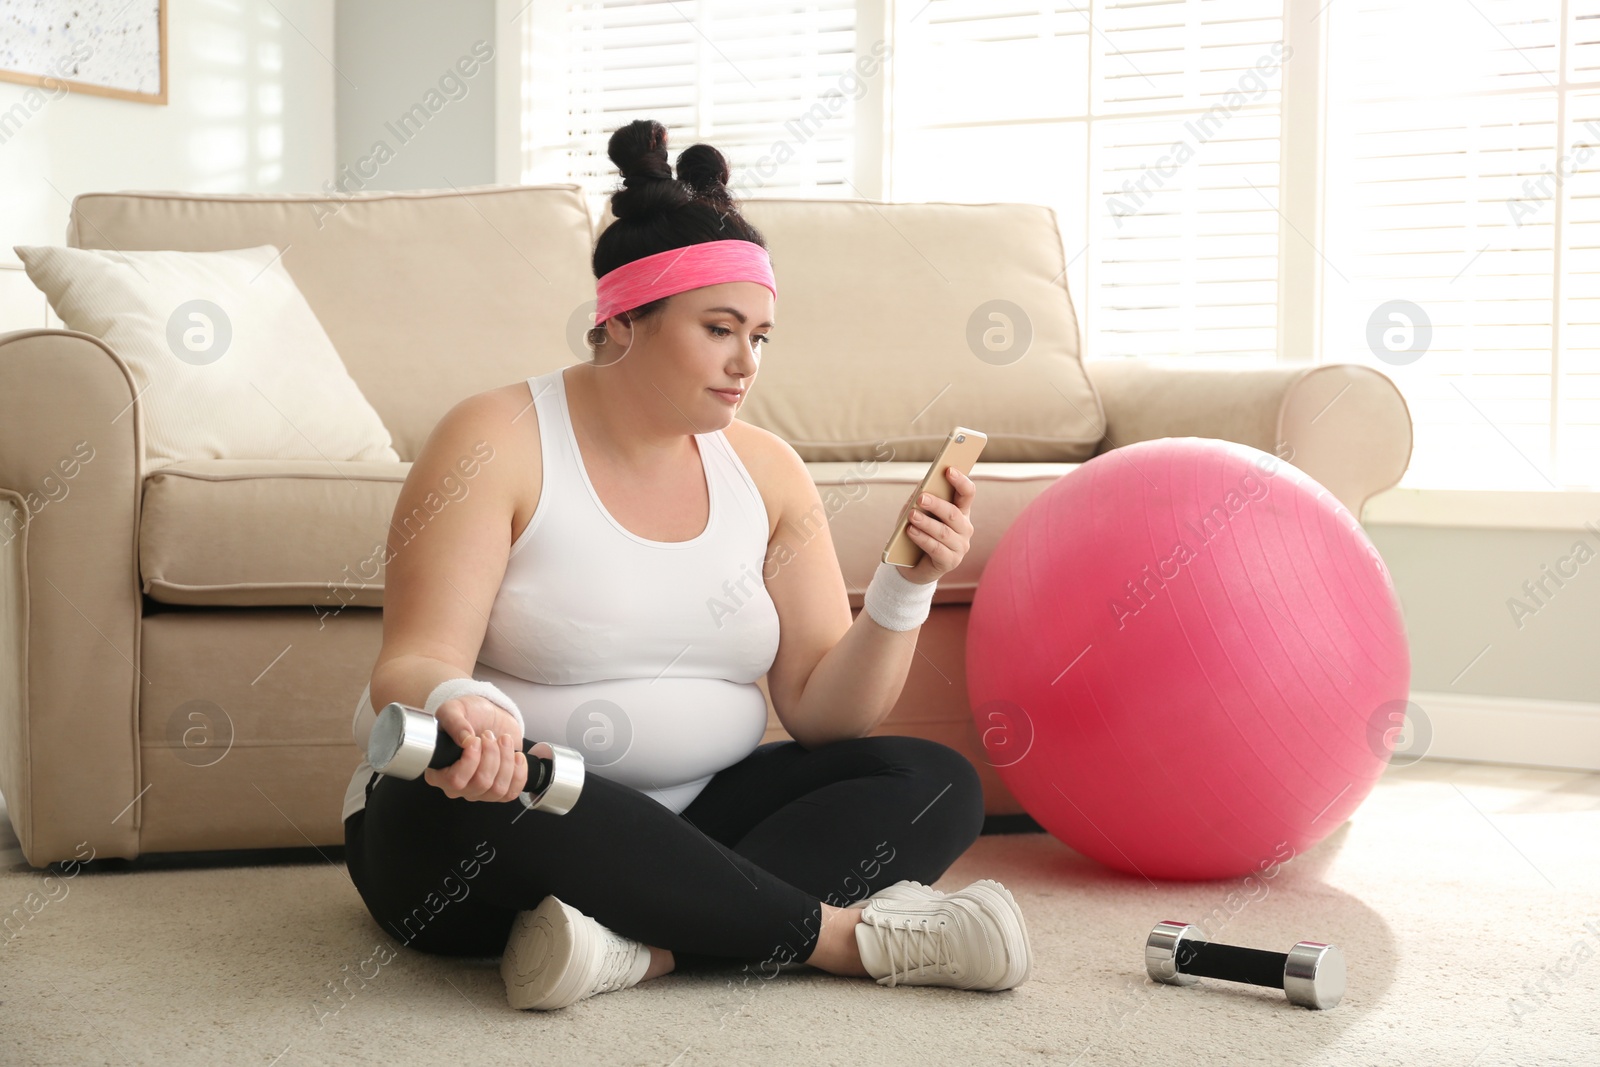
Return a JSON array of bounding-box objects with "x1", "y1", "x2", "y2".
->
[{"x1": 343, "y1": 734, "x2": 985, "y2": 971}]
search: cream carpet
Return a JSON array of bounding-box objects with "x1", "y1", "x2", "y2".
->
[{"x1": 2, "y1": 758, "x2": 1597, "y2": 1066}]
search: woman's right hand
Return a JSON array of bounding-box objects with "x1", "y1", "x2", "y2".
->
[{"x1": 422, "y1": 695, "x2": 529, "y2": 803}]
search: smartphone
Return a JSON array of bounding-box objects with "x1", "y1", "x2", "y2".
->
[{"x1": 882, "y1": 426, "x2": 988, "y2": 567}]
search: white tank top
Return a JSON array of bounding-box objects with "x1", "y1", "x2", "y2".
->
[{"x1": 342, "y1": 365, "x2": 781, "y2": 821}]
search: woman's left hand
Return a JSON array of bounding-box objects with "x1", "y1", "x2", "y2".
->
[{"x1": 901, "y1": 467, "x2": 976, "y2": 586}]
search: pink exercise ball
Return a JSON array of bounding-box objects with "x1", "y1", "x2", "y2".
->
[{"x1": 966, "y1": 437, "x2": 1409, "y2": 881}]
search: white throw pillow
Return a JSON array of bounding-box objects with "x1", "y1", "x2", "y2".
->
[{"x1": 14, "y1": 243, "x2": 400, "y2": 471}]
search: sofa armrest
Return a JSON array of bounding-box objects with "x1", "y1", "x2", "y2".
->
[
  {"x1": 0, "y1": 328, "x2": 144, "y2": 867},
  {"x1": 1082, "y1": 359, "x2": 1414, "y2": 519}
]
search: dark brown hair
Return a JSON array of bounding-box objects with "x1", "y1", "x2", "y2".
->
[{"x1": 588, "y1": 119, "x2": 768, "y2": 349}]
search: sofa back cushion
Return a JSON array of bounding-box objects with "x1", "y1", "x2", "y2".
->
[
  {"x1": 603, "y1": 197, "x2": 1106, "y2": 462},
  {"x1": 71, "y1": 188, "x2": 1107, "y2": 465},
  {"x1": 66, "y1": 186, "x2": 597, "y2": 462},
  {"x1": 15, "y1": 243, "x2": 402, "y2": 472}
]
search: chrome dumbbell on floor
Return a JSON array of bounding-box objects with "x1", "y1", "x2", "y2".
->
[
  {"x1": 1145, "y1": 920, "x2": 1346, "y2": 1009},
  {"x1": 367, "y1": 702, "x2": 586, "y2": 814}
]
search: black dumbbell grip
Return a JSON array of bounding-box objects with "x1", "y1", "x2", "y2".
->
[
  {"x1": 430, "y1": 729, "x2": 554, "y2": 795},
  {"x1": 1176, "y1": 941, "x2": 1289, "y2": 990}
]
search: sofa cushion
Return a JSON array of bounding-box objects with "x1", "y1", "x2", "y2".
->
[
  {"x1": 138, "y1": 457, "x2": 1079, "y2": 609},
  {"x1": 608, "y1": 197, "x2": 1108, "y2": 463},
  {"x1": 139, "y1": 460, "x2": 407, "y2": 610},
  {"x1": 14, "y1": 243, "x2": 401, "y2": 473},
  {"x1": 64, "y1": 186, "x2": 598, "y2": 463},
  {"x1": 808, "y1": 459, "x2": 1080, "y2": 604},
  {"x1": 72, "y1": 188, "x2": 1107, "y2": 469}
]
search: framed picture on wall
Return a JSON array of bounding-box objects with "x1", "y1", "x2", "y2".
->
[{"x1": 0, "y1": 0, "x2": 167, "y2": 105}]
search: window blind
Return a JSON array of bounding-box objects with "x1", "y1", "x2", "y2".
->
[
  {"x1": 519, "y1": 0, "x2": 860, "y2": 218},
  {"x1": 516, "y1": 0, "x2": 1596, "y2": 488},
  {"x1": 891, "y1": 0, "x2": 1287, "y2": 366},
  {"x1": 1324, "y1": 0, "x2": 1598, "y2": 489}
]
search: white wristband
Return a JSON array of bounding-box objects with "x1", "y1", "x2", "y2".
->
[
  {"x1": 863, "y1": 561, "x2": 937, "y2": 631},
  {"x1": 423, "y1": 677, "x2": 526, "y2": 740}
]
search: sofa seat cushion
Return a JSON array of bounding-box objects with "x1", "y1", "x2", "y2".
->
[
  {"x1": 140, "y1": 459, "x2": 407, "y2": 608},
  {"x1": 138, "y1": 457, "x2": 1079, "y2": 610},
  {"x1": 810, "y1": 460, "x2": 1079, "y2": 606}
]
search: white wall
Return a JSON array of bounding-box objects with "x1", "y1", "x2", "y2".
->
[
  {"x1": 333, "y1": 0, "x2": 497, "y2": 193},
  {"x1": 0, "y1": 0, "x2": 337, "y2": 329}
]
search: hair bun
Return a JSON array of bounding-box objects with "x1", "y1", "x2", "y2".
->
[
  {"x1": 606, "y1": 118, "x2": 691, "y2": 222},
  {"x1": 675, "y1": 143, "x2": 734, "y2": 207}
]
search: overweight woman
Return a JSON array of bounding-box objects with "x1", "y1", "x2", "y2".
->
[{"x1": 340, "y1": 118, "x2": 1034, "y2": 1011}]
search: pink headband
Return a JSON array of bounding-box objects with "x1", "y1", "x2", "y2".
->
[{"x1": 594, "y1": 239, "x2": 777, "y2": 326}]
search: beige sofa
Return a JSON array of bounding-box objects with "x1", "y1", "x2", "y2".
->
[{"x1": 0, "y1": 185, "x2": 1413, "y2": 868}]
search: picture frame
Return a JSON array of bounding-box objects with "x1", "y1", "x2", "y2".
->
[{"x1": 0, "y1": 0, "x2": 168, "y2": 106}]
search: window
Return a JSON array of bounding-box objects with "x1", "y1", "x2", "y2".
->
[
  {"x1": 516, "y1": 0, "x2": 863, "y2": 222},
  {"x1": 510, "y1": 0, "x2": 1600, "y2": 490},
  {"x1": 892, "y1": 0, "x2": 1287, "y2": 366},
  {"x1": 1324, "y1": 0, "x2": 1597, "y2": 490}
]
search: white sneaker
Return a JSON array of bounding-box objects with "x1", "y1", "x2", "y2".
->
[
  {"x1": 767, "y1": 882, "x2": 951, "y2": 975},
  {"x1": 846, "y1": 879, "x2": 946, "y2": 909},
  {"x1": 854, "y1": 878, "x2": 1032, "y2": 991},
  {"x1": 500, "y1": 894, "x2": 652, "y2": 1010}
]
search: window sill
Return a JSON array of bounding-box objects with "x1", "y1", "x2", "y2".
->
[{"x1": 1362, "y1": 487, "x2": 1600, "y2": 532}]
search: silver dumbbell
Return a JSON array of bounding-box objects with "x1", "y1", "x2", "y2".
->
[
  {"x1": 367, "y1": 702, "x2": 585, "y2": 814},
  {"x1": 1145, "y1": 920, "x2": 1346, "y2": 1009}
]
